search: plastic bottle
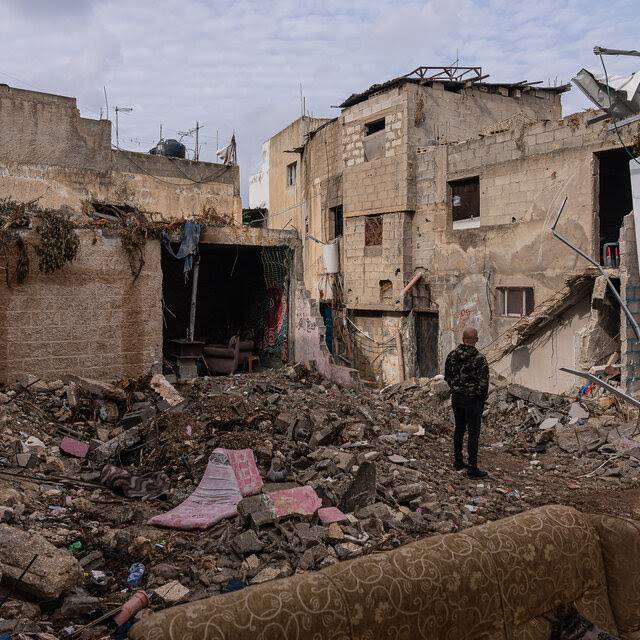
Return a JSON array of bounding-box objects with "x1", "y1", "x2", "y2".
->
[{"x1": 126, "y1": 563, "x2": 145, "y2": 587}]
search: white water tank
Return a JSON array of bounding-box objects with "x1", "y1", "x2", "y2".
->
[{"x1": 322, "y1": 243, "x2": 339, "y2": 273}]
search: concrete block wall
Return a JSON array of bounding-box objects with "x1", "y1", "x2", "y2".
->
[
  {"x1": 343, "y1": 156, "x2": 411, "y2": 216},
  {"x1": 0, "y1": 229, "x2": 162, "y2": 383},
  {"x1": 619, "y1": 213, "x2": 640, "y2": 394},
  {"x1": 0, "y1": 86, "x2": 241, "y2": 223},
  {"x1": 407, "y1": 82, "x2": 562, "y2": 149},
  {"x1": 343, "y1": 211, "x2": 413, "y2": 308}
]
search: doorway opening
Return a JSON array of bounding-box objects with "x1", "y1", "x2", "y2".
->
[
  {"x1": 597, "y1": 149, "x2": 632, "y2": 265},
  {"x1": 415, "y1": 312, "x2": 439, "y2": 377},
  {"x1": 162, "y1": 244, "x2": 291, "y2": 375}
]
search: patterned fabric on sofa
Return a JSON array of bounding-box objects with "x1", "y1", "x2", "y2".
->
[{"x1": 128, "y1": 505, "x2": 640, "y2": 640}]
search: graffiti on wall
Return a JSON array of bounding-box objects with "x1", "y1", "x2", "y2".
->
[{"x1": 447, "y1": 292, "x2": 482, "y2": 333}]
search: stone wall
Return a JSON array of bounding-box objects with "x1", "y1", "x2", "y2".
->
[{"x1": 0, "y1": 229, "x2": 162, "y2": 383}]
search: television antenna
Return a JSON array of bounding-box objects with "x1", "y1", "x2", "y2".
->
[{"x1": 114, "y1": 106, "x2": 133, "y2": 148}]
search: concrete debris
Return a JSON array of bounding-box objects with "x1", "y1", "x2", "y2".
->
[
  {"x1": 149, "y1": 374, "x2": 184, "y2": 408},
  {"x1": 0, "y1": 524, "x2": 83, "y2": 600},
  {"x1": 154, "y1": 580, "x2": 190, "y2": 603},
  {"x1": 0, "y1": 366, "x2": 639, "y2": 636}
]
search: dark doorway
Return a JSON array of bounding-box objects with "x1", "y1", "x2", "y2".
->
[
  {"x1": 597, "y1": 149, "x2": 632, "y2": 264},
  {"x1": 162, "y1": 244, "x2": 290, "y2": 373},
  {"x1": 415, "y1": 312, "x2": 439, "y2": 377}
]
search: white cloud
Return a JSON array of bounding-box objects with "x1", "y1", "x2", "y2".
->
[{"x1": 0, "y1": 0, "x2": 638, "y2": 200}]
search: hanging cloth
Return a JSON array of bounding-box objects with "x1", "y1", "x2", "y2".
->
[{"x1": 161, "y1": 222, "x2": 203, "y2": 275}]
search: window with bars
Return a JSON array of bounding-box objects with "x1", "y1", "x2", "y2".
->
[
  {"x1": 365, "y1": 215, "x2": 383, "y2": 246},
  {"x1": 496, "y1": 287, "x2": 534, "y2": 317}
]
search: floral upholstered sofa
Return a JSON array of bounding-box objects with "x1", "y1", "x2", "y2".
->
[{"x1": 128, "y1": 505, "x2": 640, "y2": 640}]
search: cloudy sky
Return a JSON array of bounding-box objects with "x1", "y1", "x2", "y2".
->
[{"x1": 1, "y1": 0, "x2": 638, "y2": 202}]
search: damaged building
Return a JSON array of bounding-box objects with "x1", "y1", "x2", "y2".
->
[
  {"x1": 251, "y1": 65, "x2": 640, "y2": 394},
  {"x1": 0, "y1": 85, "x2": 343, "y2": 385}
]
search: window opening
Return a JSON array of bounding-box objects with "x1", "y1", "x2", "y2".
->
[
  {"x1": 365, "y1": 215, "x2": 383, "y2": 246},
  {"x1": 450, "y1": 177, "x2": 479, "y2": 225},
  {"x1": 286, "y1": 162, "x2": 297, "y2": 187},
  {"x1": 363, "y1": 118, "x2": 386, "y2": 161},
  {"x1": 331, "y1": 205, "x2": 344, "y2": 239},
  {"x1": 597, "y1": 149, "x2": 631, "y2": 265},
  {"x1": 365, "y1": 119, "x2": 385, "y2": 136},
  {"x1": 496, "y1": 287, "x2": 534, "y2": 317},
  {"x1": 379, "y1": 280, "x2": 393, "y2": 302}
]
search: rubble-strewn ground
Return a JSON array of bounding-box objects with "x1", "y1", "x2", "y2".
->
[{"x1": 1, "y1": 365, "x2": 639, "y2": 638}]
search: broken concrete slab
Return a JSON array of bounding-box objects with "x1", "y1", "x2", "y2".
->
[
  {"x1": 0, "y1": 524, "x2": 83, "y2": 600},
  {"x1": 317, "y1": 507, "x2": 347, "y2": 524},
  {"x1": 150, "y1": 374, "x2": 184, "y2": 407},
  {"x1": 556, "y1": 423, "x2": 602, "y2": 454},
  {"x1": 62, "y1": 375, "x2": 127, "y2": 403},
  {"x1": 237, "y1": 494, "x2": 278, "y2": 529},
  {"x1": 154, "y1": 580, "x2": 190, "y2": 603},
  {"x1": 539, "y1": 417, "x2": 559, "y2": 431},
  {"x1": 122, "y1": 407, "x2": 156, "y2": 429},
  {"x1": 232, "y1": 530, "x2": 264, "y2": 555},
  {"x1": 93, "y1": 424, "x2": 145, "y2": 465},
  {"x1": 568, "y1": 402, "x2": 589, "y2": 424},
  {"x1": 60, "y1": 437, "x2": 89, "y2": 458},
  {"x1": 340, "y1": 460, "x2": 376, "y2": 513},
  {"x1": 394, "y1": 483, "x2": 425, "y2": 503}
]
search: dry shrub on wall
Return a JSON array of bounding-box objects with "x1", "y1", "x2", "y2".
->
[{"x1": 35, "y1": 210, "x2": 80, "y2": 273}]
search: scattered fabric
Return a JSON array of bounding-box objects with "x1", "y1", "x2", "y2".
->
[
  {"x1": 161, "y1": 222, "x2": 203, "y2": 275},
  {"x1": 147, "y1": 448, "x2": 262, "y2": 530},
  {"x1": 221, "y1": 579, "x2": 249, "y2": 594},
  {"x1": 549, "y1": 604, "x2": 619, "y2": 640},
  {"x1": 266, "y1": 486, "x2": 322, "y2": 518},
  {"x1": 100, "y1": 464, "x2": 171, "y2": 500}
]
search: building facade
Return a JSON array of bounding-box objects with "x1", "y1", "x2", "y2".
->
[{"x1": 251, "y1": 69, "x2": 639, "y2": 394}]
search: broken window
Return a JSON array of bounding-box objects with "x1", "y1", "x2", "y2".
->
[
  {"x1": 365, "y1": 119, "x2": 385, "y2": 136},
  {"x1": 450, "y1": 177, "x2": 480, "y2": 228},
  {"x1": 379, "y1": 280, "x2": 393, "y2": 302},
  {"x1": 365, "y1": 215, "x2": 383, "y2": 246},
  {"x1": 330, "y1": 205, "x2": 343, "y2": 239},
  {"x1": 286, "y1": 162, "x2": 297, "y2": 187},
  {"x1": 363, "y1": 118, "x2": 386, "y2": 162},
  {"x1": 496, "y1": 287, "x2": 534, "y2": 317}
]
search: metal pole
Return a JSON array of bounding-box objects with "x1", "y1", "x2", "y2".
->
[
  {"x1": 188, "y1": 256, "x2": 200, "y2": 342},
  {"x1": 560, "y1": 367, "x2": 640, "y2": 410},
  {"x1": 195, "y1": 121, "x2": 199, "y2": 161},
  {"x1": 551, "y1": 197, "x2": 640, "y2": 340},
  {"x1": 396, "y1": 329, "x2": 405, "y2": 382}
]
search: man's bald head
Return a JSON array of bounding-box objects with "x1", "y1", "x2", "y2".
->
[{"x1": 462, "y1": 327, "x2": 478, "y2": 345}]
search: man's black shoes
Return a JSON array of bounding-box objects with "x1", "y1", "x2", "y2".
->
[
  {"x1": 452, "y1": 460, "x2": 467, "y2": 471},
  {"x1": 466, "y1": 467, "x2": 488, "y2": 478}
]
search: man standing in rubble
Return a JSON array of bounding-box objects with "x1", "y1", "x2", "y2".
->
[{"x1": 444, "y1": 327, "x2": 489, "y2": 478}]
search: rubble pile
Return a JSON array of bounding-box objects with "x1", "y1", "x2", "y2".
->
[{"x1": 0, "y1": 366, "x2": 639, "y2": 638}]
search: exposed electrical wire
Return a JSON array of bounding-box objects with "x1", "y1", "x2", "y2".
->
[
  {"x1": 598, "y1": 51, "x2": 640, "y2": 165},
  {"x1": 111, "y1": 143, "x2": 233, "y2": 186},
  {"x1": 247, "y1": 175, "x2": 343, "y2": 226}
]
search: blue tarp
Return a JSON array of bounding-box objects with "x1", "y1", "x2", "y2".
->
[{"x1": 162, "y1": 222, "x2": 203, "y2": 276}]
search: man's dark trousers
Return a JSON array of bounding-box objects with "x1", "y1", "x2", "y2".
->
[{"x1": 452, "y1": 392, "x2": 483, "y2": 468}]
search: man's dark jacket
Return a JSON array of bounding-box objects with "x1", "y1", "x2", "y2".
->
[{"x1": 444, "y1": 344, "x2": 489, "y2": 401}]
